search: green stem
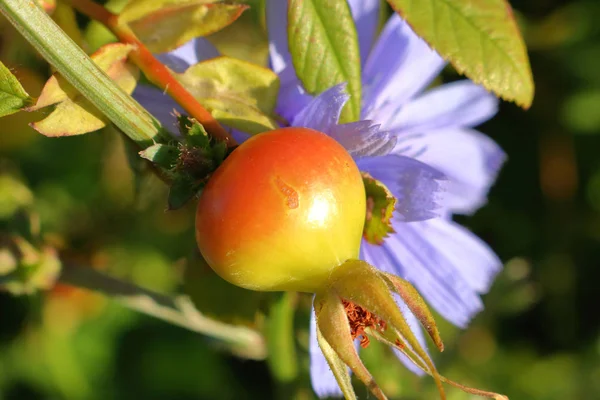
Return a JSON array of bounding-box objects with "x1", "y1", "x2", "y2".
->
[
  {"x1": 266, "y1": 292, "x2": 299, "y2": 383},
  {"x1": 59, "y1": 264, "x2": 266, "y2": 360},
  {"x1": 0, "y1": 0, "x2": 162, "y2": 147}
]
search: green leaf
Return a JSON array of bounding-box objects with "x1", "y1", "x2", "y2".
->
[
  {"x1": 288, "y1": 0, "x2": 361, "y2": 122},
  {"x1": 176, "y1": 57, "x2": 279, "y2": 134},
  {"x1": 387, "y1": 0, "x2": 534, "y2": 108},
  {"x1": 0, "y1": 61, "x2": 32, "y2": 117},
  {"x1": 118, "y1": 0, "x2": 248, "y2": 53},
  {"x1": 139, "y1": 143, "x2": 180, "y2": 169},
  {"x1": 28, "y1": 43, "x2": 139, "y2": 137},
  {"x1": 362, "y1": 173, "x2": 396, "y2": 245}
]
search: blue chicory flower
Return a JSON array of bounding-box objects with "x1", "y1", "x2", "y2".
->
[
  {"x1": 265, "y1": 0, "x2": 505, "y2": 395},
  {"x1": 132, "y1": 0, "x2": 505, "y2": 396}
]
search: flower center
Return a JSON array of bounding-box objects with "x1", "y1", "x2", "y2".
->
[{"x1": 342, "y1": 299, "x2": 387, "y2": 348}]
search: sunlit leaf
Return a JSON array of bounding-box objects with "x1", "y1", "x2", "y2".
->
[
  {"x1": 387, "y1": 0, "x2": 534, "y2": 108},
  {"x1": 0, "y1": 61, "x2": 32, "y2": 118},
  {"x1": 176, "y1": 56, "x2": 279, "y2": 134},
  {"x1": 118, "y1": 0, "x2": 248, "y2": 53},
  {"x1": 28, "y1": 43, "x2": 139, "y2": 137},
  {"x1": 288, "y1": 0, "x2": 361, "y2": 122},
  {"x1": 207, "y1": 11, "x2": 269, "y2": 66}
]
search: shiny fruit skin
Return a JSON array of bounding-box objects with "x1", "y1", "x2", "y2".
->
[{"x1": 195, "y1": 127, "x2": 366, "y2": 293}]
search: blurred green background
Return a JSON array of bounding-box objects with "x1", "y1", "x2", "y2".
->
[{"x1": 1, "y1": 0, "x2": 600, "y2": 399}]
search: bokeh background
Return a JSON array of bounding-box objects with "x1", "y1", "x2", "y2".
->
[{"x1": 1, "y1": 0, "x2": 600, "y2": 399}]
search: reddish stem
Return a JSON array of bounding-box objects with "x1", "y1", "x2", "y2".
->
[{"x1": 67, "y1": 0, "x2": 238, "y2": 148}]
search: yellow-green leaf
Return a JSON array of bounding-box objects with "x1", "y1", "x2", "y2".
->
[
  {"x1": 387, "y1": 0, "x2": 534, "y2": 108},
  {"x1": 288, "y1": 0, "x2": 361, "y2": 122},
  {"x1": 118, "y1": 0, "x2": 248, "y2": 53},
  {"x1": 28, "y1": 43, "x2": 139, "y2": 137},
  {"x1": 0, "y1": 61, "x2": 32, "y2": 118},
  {"x1": 176, "y1": 56, "x2": 279, "y2": 134}
]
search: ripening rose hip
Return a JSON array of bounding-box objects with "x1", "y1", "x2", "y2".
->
[
  {"x1": 193, "y1": 128, "x2": 507, "y2": 400},
  {"x1": 195, "y1": 127, "x2": 366, "y2": 292}
]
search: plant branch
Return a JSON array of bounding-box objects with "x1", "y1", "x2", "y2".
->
[
  {"x1": 0, "y1": 0, "x2": 162, "y2": 147},
  {"x1": 59, "y1": 264, "x2": 266, "y2": 360},
  {"x1": 67, "y1": 0, "x2": 238, "y2": 149}
]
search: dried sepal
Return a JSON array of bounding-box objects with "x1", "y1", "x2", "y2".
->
[
  {"x1": 314, "y1": 290, "x2": 386, "y2": 400},
  {"x1": 312, "y1": 259, "x2": 508, "y2": 400},
  {"x1": 380, "y1": 271, "x2": 444, "y2": 351},
  {"x1": 369, "y1": 328, "x2": 508, "y2": 400},
  {"x1": 362, "y1": 173, "x2": 396, "y2": 244},
  {"x1": 328, "y1": 259, "x2": 446, "y2": 399},
  {"x1": 314, "y1": 316, "x2": 356, "y2": 400}
]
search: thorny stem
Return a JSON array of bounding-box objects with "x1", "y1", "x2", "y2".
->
[{"x1": 67, "y1": 0, "x2": 238, "y2": 149}]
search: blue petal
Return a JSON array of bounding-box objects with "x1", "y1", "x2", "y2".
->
[
  {"x1": 132, "y1": 85, "x2": 182, "y2": 132},
  {"x1": 347, "y1": 0, "x2": 380, "y2": 64},
  {"x1": 365, "y1": 217, "x2": 498, "y2": 328},
  {"x1": 411, "y1": 218, "x2": 502, "y2": 293},
  {"x1": 230, "y1": 128, "x2": 251, "y2": 144},
  {"x1": 156, "y1": 38, "x2": 219, "y2": 72},
  {"x1": 309, "y1": 309, "x2": 344, "y2": 398},
  {"x1": 266, "y1": 0, "x2": 292, "y2": 76},
  {"x1": 291, "y1": 84, "x2": 349, "y2": 132},
  {"x1": 356, "y1": 155, "x2": 447, "y2": 222},
  {"x1": 363, "y1": 14, "x2": 445, "y2": 116},
  {"x1": 276, "y1": 80, "x2": 313, "y2": 123},
  {"x1": 400, "y1": 128, "x2": 506, "y2": 215},
  {"x1": 329, "y1": 120, "x2": 397, "y2": 158},
  {"x1": 292, "y1": 84, "x2": 397, "y2": 157},
  {"x1": 385, "y1": 81, "x2": 499, "y2": 135}
]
